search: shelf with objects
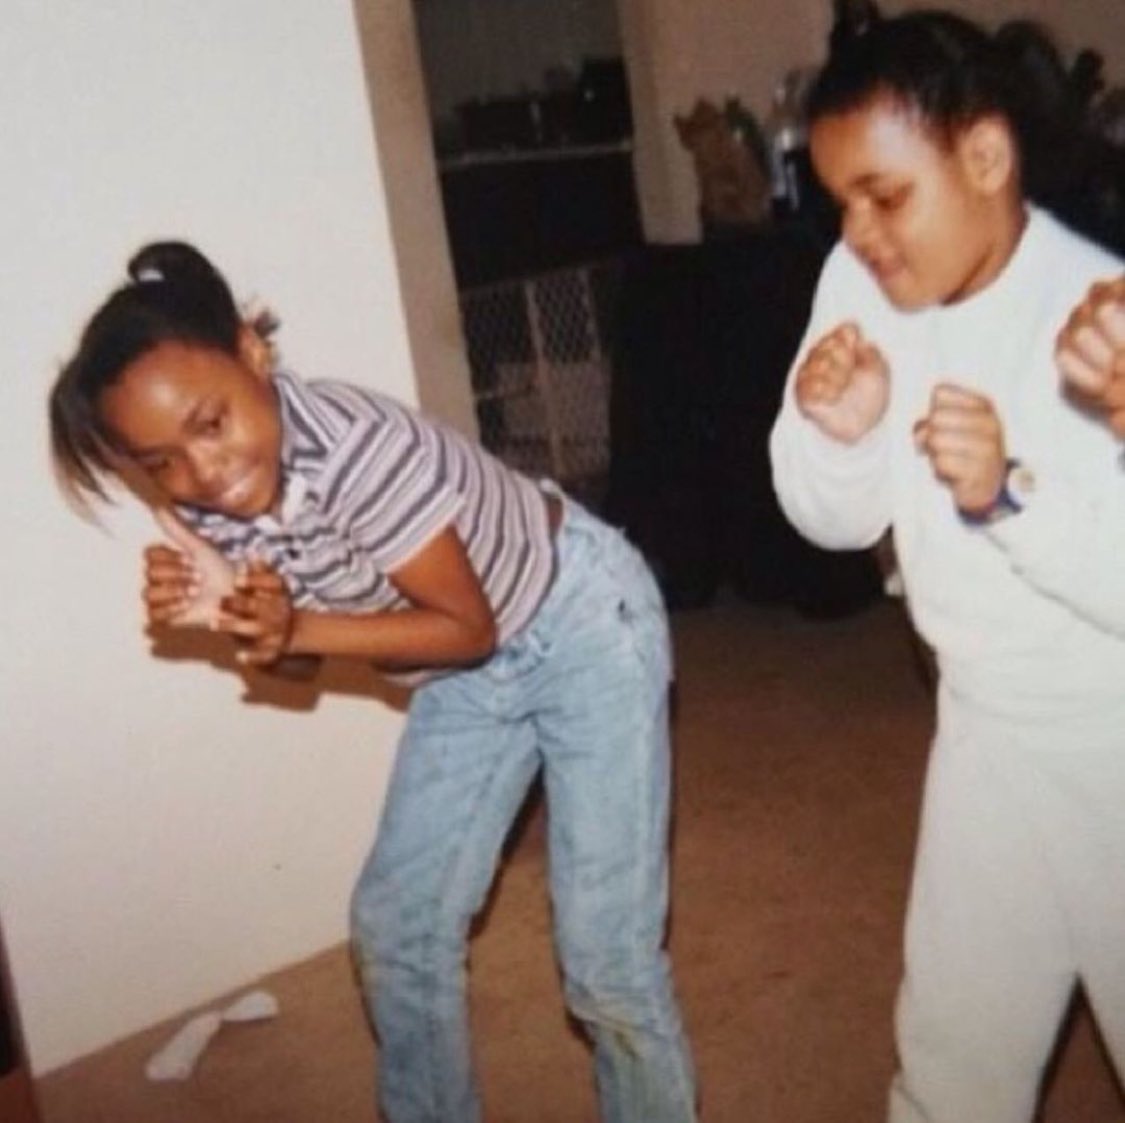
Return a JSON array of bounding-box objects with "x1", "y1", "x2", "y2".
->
[{"x1": 435, "y1": 57, "x2": 643, "y2": 290}]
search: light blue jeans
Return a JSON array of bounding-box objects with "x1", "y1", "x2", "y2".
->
[{"x1": 350, "y1": 496, "x2": 697, "y2": 1123}]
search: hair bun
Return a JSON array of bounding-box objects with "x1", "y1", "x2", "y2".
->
[{"x1": 127, "y1": 241, "x2": 219, "y2": 288}]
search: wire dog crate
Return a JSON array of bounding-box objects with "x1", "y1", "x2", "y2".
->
[{"x1": 459, "y1": 260, "x2": 621, "y2": 507}]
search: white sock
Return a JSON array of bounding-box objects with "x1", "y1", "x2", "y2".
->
[
  {"x1": 144, "y1": 1011, "x2": 223, "y2": 1081},
  {"x1": 144, "y1": 989, "x2": 279, "y2": 1081},
  {"x1": 221, "y1": 988, "x2": 279, "y2": 1023}
]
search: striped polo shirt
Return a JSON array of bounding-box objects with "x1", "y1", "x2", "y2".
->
[{"x1": 182, "y1": 370, "x2": 556, "y2": 670}]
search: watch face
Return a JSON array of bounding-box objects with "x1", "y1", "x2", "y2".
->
[{"x1": 1007, "y1": 461, "x2": 1035, "y2": 508}]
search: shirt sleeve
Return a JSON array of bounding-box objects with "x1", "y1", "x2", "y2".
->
[
  {"x1": 318, "y1": 388, "x2": 464, "y2": 573},
  {"x1": 768, "y1": 244, "x2": 894, "y2": 551},
  {"x1": 984, "y1": 457, "x2": 1125, "y2": 638}
]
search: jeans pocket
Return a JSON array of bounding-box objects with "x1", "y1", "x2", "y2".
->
[{"x1": 605, "y1": 551, "x2": 673, "y2": 686}]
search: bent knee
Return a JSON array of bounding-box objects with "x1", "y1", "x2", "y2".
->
[{"x1": 563, "y1": 955, "x2": 673, "y2": 1025}]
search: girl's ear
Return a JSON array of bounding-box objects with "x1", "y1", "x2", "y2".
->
[
  {"x1": 958, "y1": 115, "x2": 1017, "y2": 197},
  {"x1": 237, "y1": 324, "x2": 272, "y2": 379}
]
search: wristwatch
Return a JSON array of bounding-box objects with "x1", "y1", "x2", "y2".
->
[{"x1": 961, "y1": 458, "x2": 1034, "y2": 525}]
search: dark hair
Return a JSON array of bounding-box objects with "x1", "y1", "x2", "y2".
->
[
  {"x1": 49, "y1": 241, "x2": 263, "y2": 512},
  {"x1": 807, "y1": 10, "x2": 1119, "y2": 226},
  {"x1": 807, "y1": 10, "x2": 1023, "y2": 144}
]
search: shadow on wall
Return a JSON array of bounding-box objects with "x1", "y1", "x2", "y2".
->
[{"x1": 148, "y1": 626, "x2": 410, "y2": 715}]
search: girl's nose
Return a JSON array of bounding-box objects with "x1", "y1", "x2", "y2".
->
[
  {"x1": 186, "y1": 446, "x2": 225, "y2": 498},
  {"x1": 842, "y1": 203, "x2": 876, "y2": 255}
]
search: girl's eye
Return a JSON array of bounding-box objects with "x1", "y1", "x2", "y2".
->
[
  {"x1": 197, "y1": 410, "x2": 225, "y2": 436},
  {"x1": 872, "y1": 186, "x2": 910, "y2": 211},
  {"x1": 138, "y1": 455, "x2": 172, "y2": 477}
]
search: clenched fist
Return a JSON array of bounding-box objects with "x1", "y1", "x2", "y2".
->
[
  {"x1": 913, "y1": 384, "x2": 1007, "y2": 517},
  {"x1": 794, "y1": 322, "x2": 890, "y2": 444},
  {"x1": 1056, "y1": 275, "x2": 1125, "y2": 436}
]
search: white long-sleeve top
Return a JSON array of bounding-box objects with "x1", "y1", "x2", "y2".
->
[{"x1": 770, "y1": 207, "x2": 1125, "y2": 728}]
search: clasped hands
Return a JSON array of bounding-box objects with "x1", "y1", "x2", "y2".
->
[{"x1": 143, "y1": 508, "x2": 294, "y2": 668}]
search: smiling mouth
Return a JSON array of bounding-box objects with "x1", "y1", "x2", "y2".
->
[
  {"x1": 214, "y1": 470, "x2": 259, "y2": 512},
  {"x1": 865, "y1": 256, "x2": 906, "y2": 283}
]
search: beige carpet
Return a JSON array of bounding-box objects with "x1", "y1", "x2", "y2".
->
[{"x1": 35, "y1": 597, "x2": 1125, "y2": 1122}]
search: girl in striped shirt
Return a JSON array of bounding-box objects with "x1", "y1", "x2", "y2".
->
[{"x1": 48, "y1": 241, "x2": 697, "y2": 1123}]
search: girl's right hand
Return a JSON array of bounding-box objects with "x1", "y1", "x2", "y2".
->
[
  {"x1": 143, "y1": 508, "x2": 235, "y2": 629},
  {"x1": 1055, "y1": 276, "x2": 1125, "y2": 436},
  {"x1": 215, "y1": 560, "x2": 295, "y2": 668},
  {"x1": 794, "y1": 322, "x2": 890, "y2": 444}
]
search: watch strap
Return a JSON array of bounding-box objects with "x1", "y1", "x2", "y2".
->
[{"x1": 960, "y1": 458, "x2": 1027, "y2": 525}]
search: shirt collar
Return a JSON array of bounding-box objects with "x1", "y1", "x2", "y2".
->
[
  {"x1": 252, "y1": 469, "x2": 311, "y2": 532},
  {"x1": 274, "y1": 369, "x2": 332, "y2": 473}
]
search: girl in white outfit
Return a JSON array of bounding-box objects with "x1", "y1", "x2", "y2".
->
[{"x1": 769, "y1": 12, "x2": 1125, "y2": 1122}]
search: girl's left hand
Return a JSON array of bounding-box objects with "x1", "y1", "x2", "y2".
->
[
  {"x1": 148, "y1": 507, "x2": 235, "y2": 628},
  {"x1": 913, "y1": 383, "x2": 1007, "y2": 517},
  {"x1": 214, "y1": 560, "x2": 294, "y2": 668}
]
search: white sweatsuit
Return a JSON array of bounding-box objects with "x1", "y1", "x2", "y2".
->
[{"x1": 770, "y1": 207, "x2": 1125, "y2": 1123}]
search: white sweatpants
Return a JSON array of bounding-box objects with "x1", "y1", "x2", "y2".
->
[{"x1": 889, "y1": 687, "x2": 1125, "y2": 1123}]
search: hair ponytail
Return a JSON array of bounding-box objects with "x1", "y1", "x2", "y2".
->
[
  {"x1": 990, "y1": 19, "x2": 1125, "y2": 254},
  {"x1": 122, "y1": 241, "x2": 242, "y2": 353},
  {"x1": 992, "y1": 20, "x2": 1103, "y2": 215}
]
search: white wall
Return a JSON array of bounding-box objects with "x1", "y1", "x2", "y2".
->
[
  {"x1": 353, "y1": 0, "x2": 480, "y2": 438},
  {"x1": 620, "y1": 0, "x2": 830, "y2": 241},
  {"x1": 0, "y1": 1, "x2": 412, "y2": 1073}
]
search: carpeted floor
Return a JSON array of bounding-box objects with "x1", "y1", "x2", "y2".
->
[{"x1": 34, "y1": 597, "x2": 1125, "y2": 1122}]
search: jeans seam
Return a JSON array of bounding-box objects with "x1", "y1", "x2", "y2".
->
[{"x1": 421, "y1": 718, "x2": 537, "y2": 1121}]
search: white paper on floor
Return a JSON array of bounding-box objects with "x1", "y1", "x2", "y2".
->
[{"x1": 144, "y1": 988, "x2": 280, "y2": 1081}]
